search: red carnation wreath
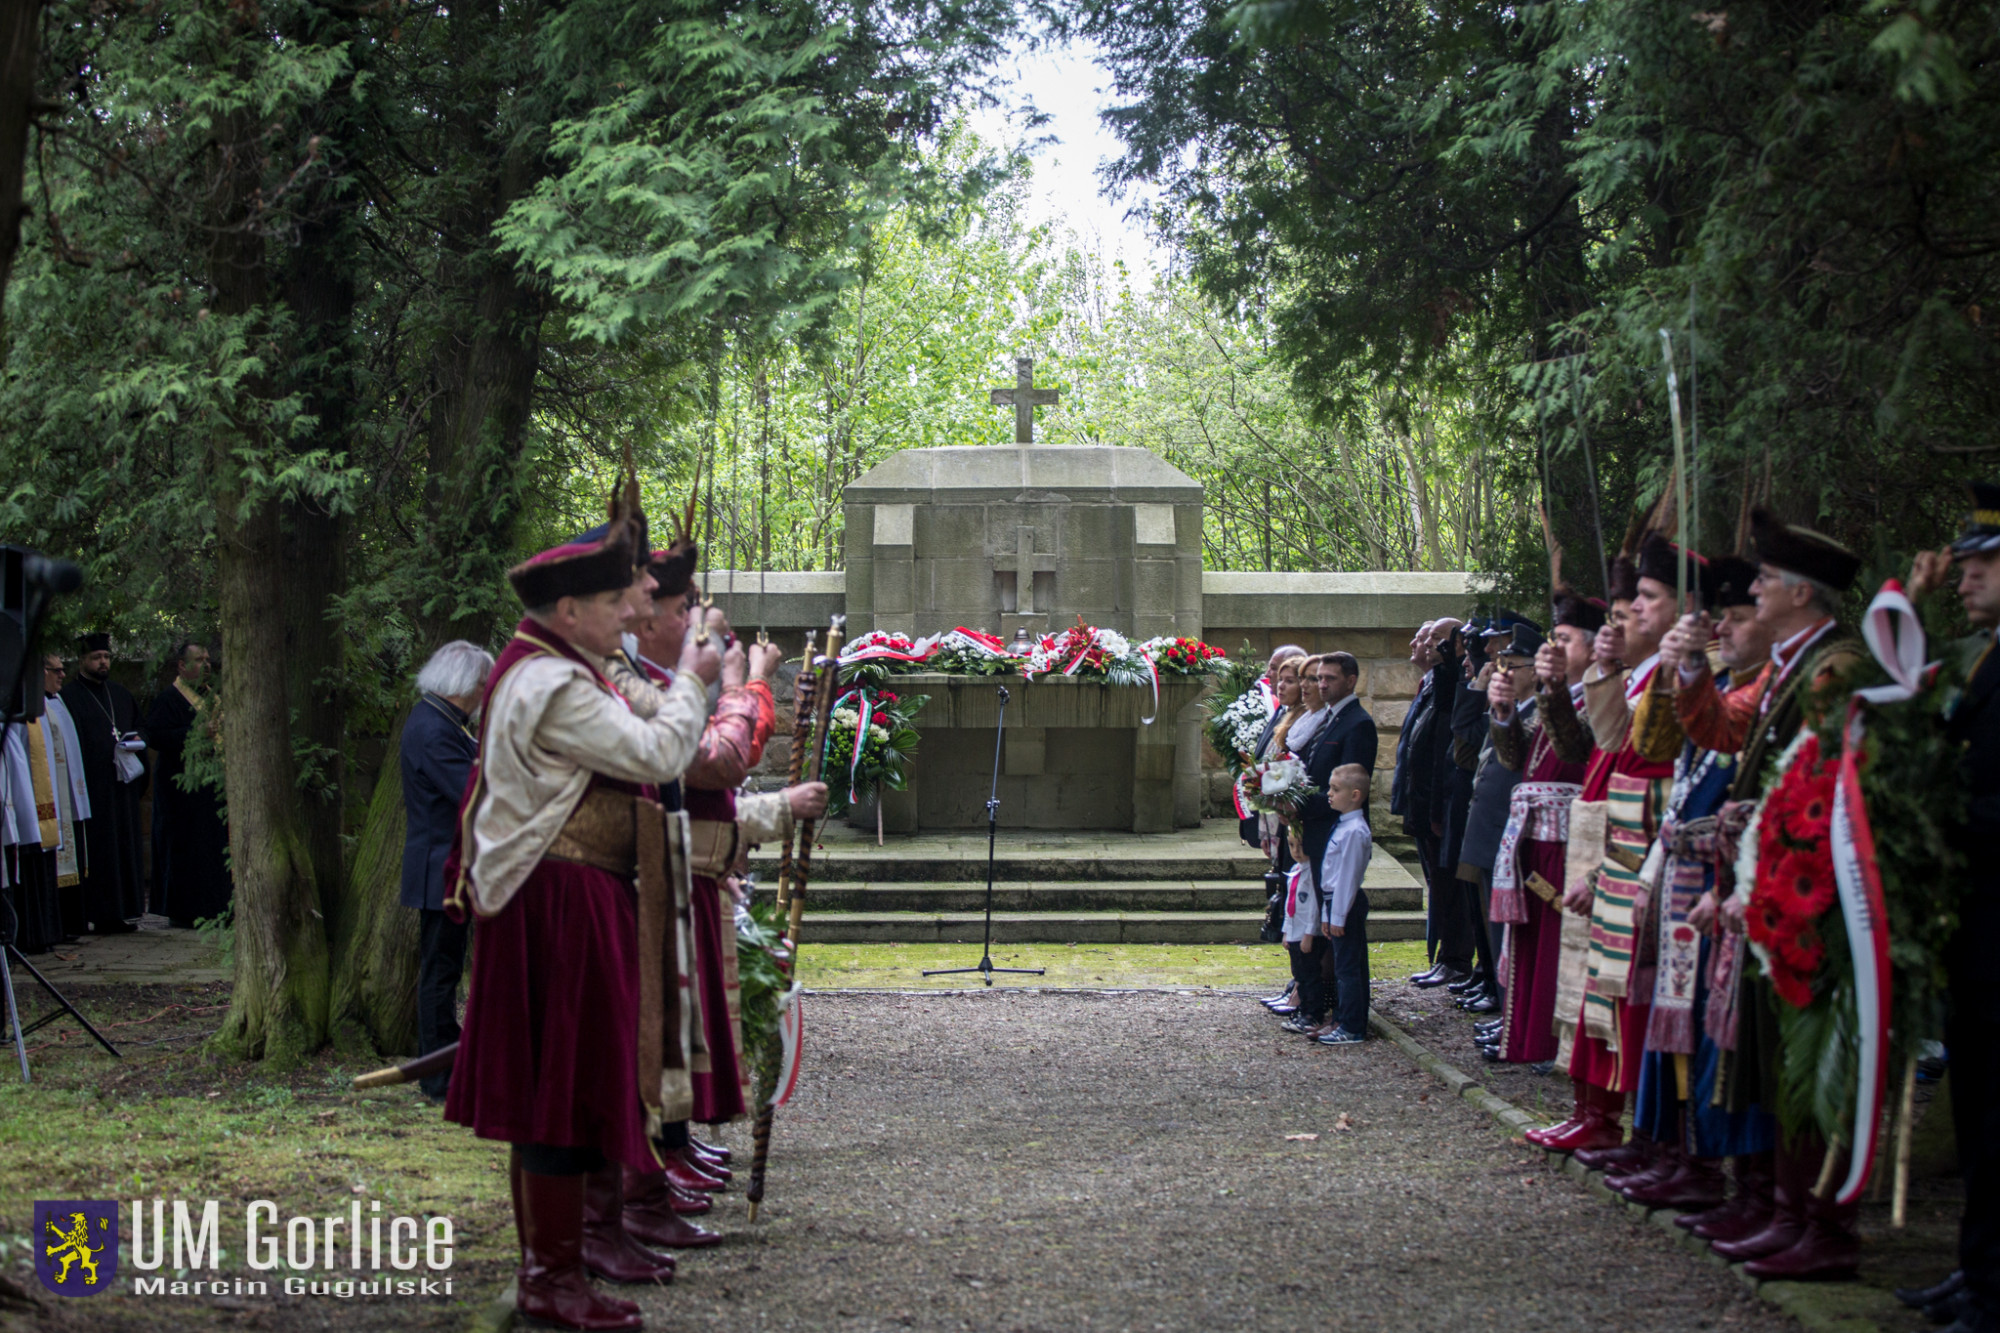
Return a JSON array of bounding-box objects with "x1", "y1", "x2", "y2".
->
[{"x1": 1748, "y1": 734, "x2": 1839, "y2": 1008}]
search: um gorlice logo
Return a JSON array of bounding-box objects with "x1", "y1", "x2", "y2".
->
[{"x1": 34, "y1": 1200, "x2": 118, "y2": 1297}]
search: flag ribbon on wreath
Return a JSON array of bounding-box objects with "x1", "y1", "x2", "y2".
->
[
  {"x1": 1825, "y1": 579, "x2": 1928, "y2": 1204},
  {"x1": 820, "y1": 688, "x2": 874, "y2": 805}
]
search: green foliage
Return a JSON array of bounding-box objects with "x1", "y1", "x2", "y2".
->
[{"x1": 1071, "y1": 0, "x2": 2000, "y2": 599}]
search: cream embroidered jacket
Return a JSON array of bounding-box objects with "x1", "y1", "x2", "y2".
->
[{"x1": 468, "y1": 645, "x2": 710, "y2": 915}]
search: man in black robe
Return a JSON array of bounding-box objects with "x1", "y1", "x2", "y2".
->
[
  {"x1": 147, "y1": 641, "x2": 230, "y2": 928},
  {"x1": 59, "y1": 633, "x2": 145, "y2": 932}
]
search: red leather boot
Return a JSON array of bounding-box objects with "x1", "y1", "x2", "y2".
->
[
  {"x1": 516, "y1": 1170, "x2": 644, "y2": 1330},
  {"x1": 1525, "y1": 1087, "x2": 1587, "y2": 1148},
  {"x1": 1689, "y1": 1153, "x2": 1776, "y2": 1241},
  {"x1": 1551, "y1": 1086, "x2": 1626, "y2": 1155},
  {"x1": 622, "y1": 1167, "x2": 723, "y2": 1250},
  {"x1": 582, "y1": 1168, "x2": 676, "y2": 1284},
  {"x1": 1744, "y1": 1140, "x2": 1860, "y2": 1281},
  {"x1": 690, "y1": 1135, "x2": 732, "y2": 1164},
  {"x1": 1625, "y1": 1150, "x2": 1727, "y2": 1210},
  {"x1": 1713, "y1": 1142, "x2": 1808, "y2": 1262},
  {"x1": 1600, "y1": 1132, "x2": 1667, "y2": 1185},
  {"x1": 664, "y1": 1151, "x2": 726, "y2": 1193},
  {"x1": 680, "y1": 1144, "x2": 730, "y2": 1183}
]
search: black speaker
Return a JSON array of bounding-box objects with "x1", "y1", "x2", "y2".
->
[{"x1": 0, "y1": 545, "x2": 46, "y2": 723}]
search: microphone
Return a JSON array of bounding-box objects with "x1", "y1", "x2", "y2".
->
[{"x1": 23, "y1": 555, "x2": 82, "y2": 594}]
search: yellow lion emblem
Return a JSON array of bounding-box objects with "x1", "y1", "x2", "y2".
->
[{"x1": 44, "y1": 1211, "x2": 103, "y2": 1286}]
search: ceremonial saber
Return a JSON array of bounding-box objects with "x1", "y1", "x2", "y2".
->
[
  {"x1": 352, "y1": 1042, "x2": 457, "y2": 1090},
  {"x1": 1572, "y1": 366, "x2": 1611, "y2": 600},
  {"x1": 748, "y1": 613, "x2": 845, "y2": 1222},
  {"x1": 1660, "y1": 329, "x2": 1690, "y2": 605}
]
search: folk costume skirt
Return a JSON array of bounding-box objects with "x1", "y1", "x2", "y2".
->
[
  {"x1": 1498, "y1": 837, "x2": 1566, "y2": 1063},
  {"x1": 687, "y1": 874, "x2": 747, "y2": 1124},
  {"x1": 444, "y1": 859, "x2": 654, "y2": 1171}
]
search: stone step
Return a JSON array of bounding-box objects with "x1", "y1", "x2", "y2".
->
[
  {"x1": 757, "y1": 876, "x2": 1422, "y2": 913},
  {"x1": 792, "y1": 910, "x2": 1426, "y2": 945},
  {"x1": 747, "y1": 833, "x2": 1415, "y2": 888}
]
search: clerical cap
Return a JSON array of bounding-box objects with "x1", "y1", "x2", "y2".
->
[
  {"x1": 508, "y1": 474, "x2": 648, "y2": 608},
  {"x1": 1703, "y1": 556, "x2": 1759, "y2": 610},
  {"x1": 1749, "y1": 508, "x2": 1860, "y2": 593},
  {"x1": 78, "y1": 632, "x2": 111, "y2": 653},
  {"x1": 1950, "y1": 481, "x2": 2000, "y2": 559},
  {"x1": 1551, "y1": 591, "x2": 1607, "y2": 634},
  {"x1": 1636, "y1": 531, "x2": 1704, "y2": 591}
]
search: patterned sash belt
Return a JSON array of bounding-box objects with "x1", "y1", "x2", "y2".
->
[{"x1": 1491, "y1": 781, "x2": 1582, "y2": 924}]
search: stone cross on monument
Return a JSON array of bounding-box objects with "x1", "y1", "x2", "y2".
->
[
  {"x1": 989, "y1": 356, "x2": 1060, "y2": 444},
  {"x1": 993, "y1": 525, "x2": 1057, "y2": 616}
]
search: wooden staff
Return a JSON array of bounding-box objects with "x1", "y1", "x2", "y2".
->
[
  {"x1": 774, "y1": 631, "x2": 818, "y2": 916},
  {"x1": 787, "y1": 614, "x2": 846, "y2": 945},
  {"x1": 747, "y1": 614, "x2": 844, "y2": 1223},
  {"x1": 1892, "y1": 1053, "x2": 1918, "y2": 1228}
]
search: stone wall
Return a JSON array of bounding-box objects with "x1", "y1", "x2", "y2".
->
[{"x1": 714, "y1": 568, "x2": 1478, "y2": 827}]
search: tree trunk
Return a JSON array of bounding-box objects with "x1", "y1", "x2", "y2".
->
[
  {"x1": 0, "y1": 0, "x2": 40, "y2": 323},
  {"x1": 206, "y1": 93, "x2": 332, "y2": 1066},
  {"x1": 328, "y1": 713, "x2": 420, "y2": 1055},
  {"x1": 334, "y1": 0, "x2": 548, "y2": 1055}
]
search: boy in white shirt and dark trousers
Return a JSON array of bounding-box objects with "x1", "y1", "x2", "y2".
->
[
  {"x1": 1278, "y1": 854, "x2": 1328, "y2": 1034},
  {"x1": 1315, "y1": 763, "x2": 1374, "y2": 1046}
]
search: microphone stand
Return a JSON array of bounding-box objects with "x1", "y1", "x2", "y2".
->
[
  {"x1": 922, "y1": 683, "x2": 1043, "y2": 986},
  {"x1": 0, "y1": 573, "x2": 120, "y2": 1079}
]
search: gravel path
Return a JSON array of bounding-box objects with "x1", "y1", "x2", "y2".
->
[{"x1": 657, "y1": 990, "x2": 1794, "y2": 1333}]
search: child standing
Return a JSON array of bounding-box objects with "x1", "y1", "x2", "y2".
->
[
  {"x1": 1315, "y1": 763, "x2": 1374, "y2": 1046},
  {"x1": 1277, "y1": 851, "x2": 1326, "y2": 1035}
]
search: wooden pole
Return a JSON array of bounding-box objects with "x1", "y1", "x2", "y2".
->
[{"x1": 1892, "y1": 1054, "x2": 1918, "y2": 1228}]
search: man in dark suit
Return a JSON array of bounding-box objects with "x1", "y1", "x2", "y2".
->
[
  {"x1": 399, "y1": 640, "x2": 493, "y2": 1099},
  {"x1": 1900, "y1": 485, "x2": 2000, "y2": 1333},
  {"x1": 1295, "y1": 652, "x2": 1378, "y2": 888}
]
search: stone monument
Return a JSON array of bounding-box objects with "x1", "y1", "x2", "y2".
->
[{"x1": 842, "y1": 356, "x2": 1209, "y2": 833}]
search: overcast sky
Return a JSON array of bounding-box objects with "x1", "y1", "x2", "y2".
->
[{"x1": 965, "y1": 40, "x2": 1169, "y2": 284}]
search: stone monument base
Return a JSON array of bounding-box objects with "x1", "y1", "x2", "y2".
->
[{"x1": 849, "y1": 674, "x2": 1208, "y2": 834}]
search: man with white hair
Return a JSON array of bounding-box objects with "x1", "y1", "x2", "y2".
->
[{"x1": 399, "y1": 638, "x2": 496, "y2": 1100}]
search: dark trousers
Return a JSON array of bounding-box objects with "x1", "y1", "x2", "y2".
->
[
  {"x1": 1462, "y1": 868, "x2": 1500, "y2": 991},
  {"x1": 1424, "y1": 842, "x2": 1475, "y2": 973},
  {"x1": 1286, "y1": 939, "x2": 1327, "y2": 1022},
  {"x1": 1325, "y1": 890, "x2": 1371, "y2": 1036},
  {"x1": 417, "y1": 907, "x2": 470, "y2": 1097},
  {"x1": 1948, "y1": 1002, "x2": 2000, "y2": 1306}
]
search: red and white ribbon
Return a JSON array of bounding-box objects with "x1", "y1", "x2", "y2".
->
[
  {"x1": 770, "y1": 983, "x2": 804, "y2": 1108},
  {"x1": 1824, "y1": 578, "x2": 1932, "y2": 1204}
]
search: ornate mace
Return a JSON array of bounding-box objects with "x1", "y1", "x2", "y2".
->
[{"x1": 747, "y1": 613, "x2": 845, "y2": 1221}]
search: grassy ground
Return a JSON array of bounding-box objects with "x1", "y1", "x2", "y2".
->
[
  {"x1": 796, "y1": 939, "x2": 1431, "y2": 989},
  {"x1": 0, "y1": 982, "x2": 512, "y2": 1329}
]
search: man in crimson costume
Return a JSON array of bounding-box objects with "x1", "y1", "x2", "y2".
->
[
  {"x1": 1676, "y1": 511, "x2": 1863, "y2": 1281},
  {"x1": 1483, "y1": 593, "x2": 1599, "y2": 1065},
  {"x1": 614, "y1": 543, "x2": 825, "y2": 1254},
  {"x1": 1527, "y1": 535, "x2": 1686, "y2": 1156},
  {"x1": 441, "y1": 481, "x2": 721, "y2": 1332}
]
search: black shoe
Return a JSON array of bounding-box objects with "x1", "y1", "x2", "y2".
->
[
  {"x1": 1408, "y1": 962, "x2": 1446, "y2": 985},
  {"x1": 1480, "y1": 1044, "x2": 1509, "y2": 1063},
  {"x1": 1413, "y1": 967, "x2": 1469, "y2": 990},
  {"x1": 1529, "y1": 1060, "x2": 1556, "y2": 1075},
  {"x1": 1447, "y1": 974, "x2": 1485, "y2": 996},
  {"x1": 1270, "y1": 1003, "x2": 1300, "y2": 1016},
  {"x1": 1461, "y1": 993, "x2": 1501, "y2": 1015},
  {"x1": 1900, "y1": 1273, "x2": 1965, "y2": 1310},
  {"x1": 1474, "y1": 1020, "x2": 1503, "y2": 1037}
]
